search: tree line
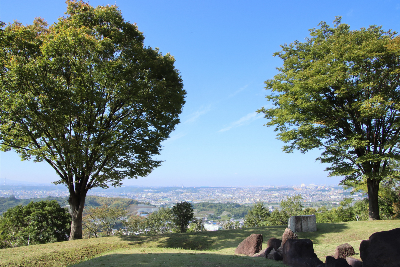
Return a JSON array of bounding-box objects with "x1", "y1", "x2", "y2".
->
[
  {"x1": 0, "y1": 201, "x2": 195, "y2": 248},
  {"x1": 2, "y1": 181, "x2": 398, "y2": 248},
  {"x1": 244, "y1": 189, "x2": 400, "y2": 228}
]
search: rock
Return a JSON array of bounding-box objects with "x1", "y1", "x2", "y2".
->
[
  {"x1": 288, "y1": 215, "x2": 317, "y2": 232},
  {"x1": 267, "y1": 248, "x2": 276, "y2": 260},
  {"x1": 272, "y1": 249, "x2": 283, "y2": 261},
  {"x1": 325, "y1": 256, "x2": 351, "y2": 267},
  {"x1": 281, "y1": 228, "x2": 298, "y2": 248},
  {"x1": 345, "y1": 257, "x2": 363, "y2": 267},
  {"x1": 282, "y1": 238, "x2": 323, "y2": 267},
  {"x1": 234, "y1": 234, "x2": 263, "y2": 256},
  {"x1": 267, "y1": 237, "x2": 282, "y2": 250},
  {"x1": 265, "y1": 246, "x2": 274, "y2": 256},
  {"x1": 266, "y1": 248, "x2": 283, "y2": 261},
  {"x1": 360, "y1": 227, "x2": 400, "y2": 267},
  {"x1": 252, "y1": 248, "x2": 268, "y2": 257},
  {"x1": 359, "y1": 239, "x2": 369, "y2": 261},
  {"x1": 334, "y1": 243, "x2": 355, "y2": 259}
]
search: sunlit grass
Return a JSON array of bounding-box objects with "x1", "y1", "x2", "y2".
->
[{"x1": 0, "y1": 220, "x2": 398, "y2": 266}]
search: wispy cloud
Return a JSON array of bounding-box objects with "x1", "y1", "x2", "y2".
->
[
  {"x1": 346, "y1": 9, "x2": 354, "y2": 17},
  {"x1": 183, "y1": 105, "x2": 211, "y2": 124},
  {"x1": 229, "y1": 85, "x2": 249, "y2": 98},
  {"x1": 218, "y1": 112, "x2": 263, "y2": 133},
  {"x1": 163, "y1": 132, "x2": 187, "y2": 144}
]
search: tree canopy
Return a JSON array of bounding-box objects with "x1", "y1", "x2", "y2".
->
[
  {"x1": 244, "y1": 202, "x2": 269, "y2": 227},
  {"x1": 171, "y1": 201, "x2": 194, "y2": 233},
  {"x1": 0, "y1": 0, "x2": 185, "y2": 239},
  {"x1": 0, "y1": 200, "x2": 71, "y2": 248},
  {"x1": 258, "y1": 18, "x2": 400, "y2": 220}
]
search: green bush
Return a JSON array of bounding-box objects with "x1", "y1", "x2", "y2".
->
[{"x1": 0, "y1": 200, "x2": 71, "y2": 248}]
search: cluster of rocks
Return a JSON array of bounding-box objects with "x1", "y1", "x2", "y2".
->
[{"x1": 235, "y1": 227, "x2": 400, "y2": 267}]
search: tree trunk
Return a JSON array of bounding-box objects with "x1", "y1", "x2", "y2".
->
[
  {"x1": 69, "y1": 191, "x2": 87, "y2": 240},
  {"x1": 367, "y1": 178, "x2": 380, "y2": 220}
]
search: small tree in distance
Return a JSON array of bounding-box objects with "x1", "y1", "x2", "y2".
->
[
  {"x1": 171, "y1": 202, "x2": 194, "y2": 233},
  {"x1": 244, "y1": 202, "x2": 270, "y2": 227},
  {"x1": 83, "y1": 205, "x2": 126, "y2": 238}
]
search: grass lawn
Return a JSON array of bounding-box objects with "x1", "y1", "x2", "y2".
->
[{"x1": 0, "y1": 220, "x2": 398, "y2": 266}]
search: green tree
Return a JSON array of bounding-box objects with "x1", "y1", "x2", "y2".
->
[
  {"x1": 124, "y1": 215, "x2": 146, "y2": 235},
  {"x1": 352, "y1": 199, "x2": 369, "y2": 221},
  {"x1": 171, "y1": 202, "x2": 194, "y2": 233},
  {"x1": 265, "y1": 195, "x2": 304, "y2": 226},
  {"x1": 280, "y1": 195, "x2": 304, "y2": 218},
  {"x1": 145, "y1": 207, "x2": 174, "y2": 235},
  {"x1": 316, "y1": 206, "x2": 337, "y2": 223},
  {"x1": 258, "y1": 18, "x2": 400, "y2": 220},
  {"x1": 0, "y1": 200, "x2": 71, "y2": 248},
  {"x1": 244, "y1": 202, "x2": 270, "y2": 227},
  {"x1": 267, "y1": 209, "x2": 288, "y2": 226},
  {"x1": 0, "y1": 1, "x2": 185, "y2": 240},
  {"x1": 82, "y1": 205, "x2": 126, "y2": 238},
  {"x1": 188, "y1": 218, "x2": 205, "y2": 232}
]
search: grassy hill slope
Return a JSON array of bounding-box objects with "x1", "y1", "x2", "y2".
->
[{"x1": 0, "y1": 220, "x2": 398, "y2": 266}]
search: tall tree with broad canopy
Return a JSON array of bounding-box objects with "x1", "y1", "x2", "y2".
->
[
  {"x1": 258, "y1": 18, "x2": 400, "y2": 220},
  {"x1": 0, "y1": 0, "x2": 185, "y2": 239}
]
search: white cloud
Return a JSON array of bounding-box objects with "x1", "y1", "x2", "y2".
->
[
  {"x1": 183, "y1": 105, "x2": 211, "y2": 124},
  {"x1": 218, "y1": 112, "x2": 263, "y2": 133},
  {"x1": 162, "y1": 132, "x2": 187, "y2": 145},
  {"x1": 229, "y1": 85, "x2": 249, "y2": 98}
]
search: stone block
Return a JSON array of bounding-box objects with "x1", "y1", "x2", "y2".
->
[{"x1": 288, "y1": 215, "x2": 317, "y2": 232}]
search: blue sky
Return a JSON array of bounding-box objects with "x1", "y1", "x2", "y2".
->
[{"x1": 0, "y1": 0, "x2": 399, "y2": 187}]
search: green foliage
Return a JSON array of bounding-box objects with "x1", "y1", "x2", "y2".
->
[
  {"x1": 280, "y1": 195, "x2": 304, "y2": 218},
  {"x1": 124, "y1": 207, "x2": 175, "y2": 235},
  {"x1": 193, "y1": 202, "x2": 251, "y2": 219},
  {"x1": 0, "y1": 200, "x2": 71, "y2": 248},
  {"x1": 222, "y1": 220, "x2": 241, "y2": 230},
  {"x1": 145, "y1": 207, "x2": 175, "y2": 234},
  {"x1": 83, "y1": 205, "x2": 127, "y2": 238},
  {"x1": 187, "y1": 218, "x2": 205, "y2": 232},
  {"x1": 0, "y1": 195, "x2": 139, "y2": 215},
  {"x1": 84, "y1": 196, "x2": 139, "y2": 210},
  {"x1": 244, "y1": 202, "x2": 270, "y2": 227},
  {"x1": 267, "y1": 209, "x2": 289, "y2": 226},
  {"x1": 258, "y1": 17, "x2": 400, "y2": 220},
  {"x1": 0, "y1": 0, "x2": 185, "y2": 239},
  {"x1": 316, "y1": 198, "x2": 364, "y2": 223},
  {"x1": 172, "y1": 202, "x2": 194, "y2": 233},
  {"x1": 264, "y1": 195, "x2": 305, "y2": 226}
]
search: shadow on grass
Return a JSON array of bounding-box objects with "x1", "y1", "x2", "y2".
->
[
  {"x1": 70, "y1": 252, "x2": 287, "y2": 267},
  {"x1": 297, "y1": 223, "x2": 350, "y2": 244},
  {"x1": 119, "y1": 225, "x2": 288, "y2": 251},
  {"x1": 118, "y1": 223, "x2": 349, "y2": 252}
]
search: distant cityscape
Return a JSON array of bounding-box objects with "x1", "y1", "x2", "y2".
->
[{"x1": 0, "y1": 181, "x2": 365, "y2": 207}]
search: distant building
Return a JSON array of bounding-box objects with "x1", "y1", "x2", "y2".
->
[{"x1": 204, "y1": 222, "x2": 221, "y2": 231}]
